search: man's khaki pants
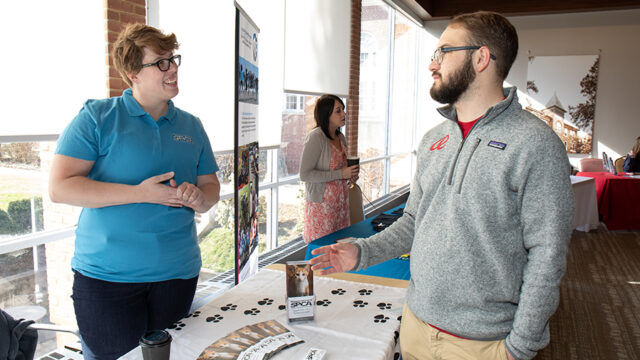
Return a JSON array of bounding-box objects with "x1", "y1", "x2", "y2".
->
[{"x1": 399, "y1": 303, "x2": 508, "y2": 360}]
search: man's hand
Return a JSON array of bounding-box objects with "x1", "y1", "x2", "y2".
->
[{"x1": 309, "y1": 242, "x2": 359, "y2": 275}]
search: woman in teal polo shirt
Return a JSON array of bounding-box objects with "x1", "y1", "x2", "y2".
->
[{"x1": 49, "y1": 23, "x2": 220, "y2": 359}]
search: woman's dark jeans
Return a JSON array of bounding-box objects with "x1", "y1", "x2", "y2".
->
[{"x1": 72, "y1": 270, "x2": 198, "y2": 359}]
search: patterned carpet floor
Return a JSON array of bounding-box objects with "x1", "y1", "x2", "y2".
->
[{"x1": 537, "y1": 228, "x2": 640, "y2": 359}]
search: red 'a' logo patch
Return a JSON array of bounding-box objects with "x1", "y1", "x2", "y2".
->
[{"x1": 430, "y1": 135, "x2": 449, "y2": 151}]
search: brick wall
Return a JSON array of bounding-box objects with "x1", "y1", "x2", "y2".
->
[
  {"x1": 346, "y1": 0, "x2": 362, "y2": 157},
  {"x1": 105, "y1": 0, "x2": 146, "y2": 97}
]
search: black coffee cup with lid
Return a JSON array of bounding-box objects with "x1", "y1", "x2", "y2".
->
[
  {"x1": 140, "y1": 329, "x2": 171, "y2": 360},
  {"x1": 347, "y1": 157, "x2": 359, "y2": 167}
]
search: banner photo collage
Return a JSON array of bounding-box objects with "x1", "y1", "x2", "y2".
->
[{"x1": 235, "y1": 5, "x2": 260, "y2": 284}]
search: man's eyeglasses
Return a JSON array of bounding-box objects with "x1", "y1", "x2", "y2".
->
[
  {"x1": 431, "y1": 46, "x2": 496, "y2": 65},
  {"x1": 140, "y1": 54, "x2": 181, "y2": 72}
]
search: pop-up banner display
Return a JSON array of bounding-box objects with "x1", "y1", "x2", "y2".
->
[{"x1": 234, "y1": 3, "x2": 260, "y2": 284}]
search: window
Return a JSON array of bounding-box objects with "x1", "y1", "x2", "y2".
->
[
  {"x1": 359, "y1": 2, "x2": 391, "y2": 200},
  {"x1": 284, "y1": 94, "x2": 305, "y2": 113},
  {"x1": 286, "y1": 95, "x2": 298, "y2": 110},
  {"x1": 1, "y1": 4, "x2": 104, "y2": 355},
  {"x1": 358, "y1": 0, "x2": 422, "y2": 202},
  {"x1": 360, "y1": 32, "x2": 377, "y2": 66},
  {"x1": 0, "y1": 140, "x2": 80, "y2": 356}
]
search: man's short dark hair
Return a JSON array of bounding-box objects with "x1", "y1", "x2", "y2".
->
[{"x1": 450, "y1": 11, "x2": 518, "y2": 81}]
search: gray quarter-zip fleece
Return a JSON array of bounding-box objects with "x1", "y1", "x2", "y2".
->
[{"x1": 354, "y1": 87, "x2": 574, "y2": 360}]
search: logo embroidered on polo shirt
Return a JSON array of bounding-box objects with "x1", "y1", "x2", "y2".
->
[
  {"x1": 173, "y1": 134, "x2": 193, "y2": 144},
  {"x1": 488, "y1": 140, "x2": 506, "y2": 150},
  {"x1": 430, "y1": 135, "x2": 449, "y2": 151}
]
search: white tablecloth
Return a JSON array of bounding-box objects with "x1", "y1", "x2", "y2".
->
[
  {"x1": 122, "y1": 269, "x2": 407, "y2": 359},
  {"x1": 571, "y1": 175, "x2": 600, "y2": 232}
]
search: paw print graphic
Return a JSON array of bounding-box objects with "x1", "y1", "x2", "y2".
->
[
  {"x1": 358, "y1": 289, "x2": 373, "y2": 296},
  {"x1": 206, "y1": 314, "x2": 224, "y2": 323},
  {"x1": 353, "y1": 300, "x2": 368, "y2": 308},
  {"x1": 221, "y1": 304, "x2": 238, "y2": 311},
  {"x1": 316, "y1": 299, "x2": 332, "y2": 307},
  {"x1": 394, "y1": 331, "x2": 399, "y2": 344},
  {"x1": 192, "y1": 310, "x2": 201, "y2": 318},
  {"x1": 397, "y1": 315, "x2": 402, "y2": 321},
  {"x1": 377, "y1": 302, "x2": 392, "y2": 310},
  {"x1": 278, "y1": 305, "x2": 286, "y2": 310},
  {"x1": 244, "y1": 308, "x2": 261, "y2": 316},
  {"x1": 169, "y1": 321, "x2": 187, "y2": 330},
  {"x1": 374, "y1": 314, "x2": 390, "y2": 323},
  {"x1": 331, "y1": 288, "x2": 346, "y2": 295},
  {"x1": 257, "y1": 298, "x2": 274, "y2": 306}
]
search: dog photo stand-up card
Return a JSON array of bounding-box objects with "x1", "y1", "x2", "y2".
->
[{"x1": 285, "y1": 260, "x2": 315, "y2": 322}]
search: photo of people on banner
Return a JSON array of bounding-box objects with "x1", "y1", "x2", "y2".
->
[
  {"x1": 237, "y1": 142, "x2": 259, "y2": 272},
  {"x1": 238, "y1": 57, "x2": 258, "y2": 104}
]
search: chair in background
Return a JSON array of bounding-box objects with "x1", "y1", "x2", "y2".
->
[
  {"x1": 607, "y1": 156, "x2": 617, "y2": 175},
  {"x1": 614, "y1": 156, "x2": 626, "y2": 173},
  {"x1": 578, "y1": 158, "x2": 605, "y2": 172},
  {"x1": 349, "y1": 183, "x2": 365, "y2": 225},
  {"x1": 1, "y1": 306, "x2": 80, "y2": 360}
]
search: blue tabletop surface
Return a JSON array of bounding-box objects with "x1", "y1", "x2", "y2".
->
[{"x1": 305, "y1": 204, "x2": 410, "y2": 280}]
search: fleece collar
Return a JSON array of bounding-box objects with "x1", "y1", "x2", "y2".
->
[{"x1": 436, "y1": 87, "x2": 518, "y2": 128}]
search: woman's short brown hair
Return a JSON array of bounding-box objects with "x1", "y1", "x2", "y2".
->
[{"x1": 111, "y1": 23, "x2": 179, "y2": 86}]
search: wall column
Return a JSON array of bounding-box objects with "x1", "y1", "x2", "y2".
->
[
  {"x1": 346, "y1": 0, "x2": 361, "y2": 157},
  {"x1": 105, "y1": 0, "x2": 146, "y2": 97}
]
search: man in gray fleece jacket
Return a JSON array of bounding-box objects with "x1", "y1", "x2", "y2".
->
[{"x1": 310, "y1": 11, "x2": 574, "y2": 360}]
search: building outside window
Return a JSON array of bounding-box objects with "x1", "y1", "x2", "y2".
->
[{"x1": 284, "y1": 94, "x2": 305, "y2": 112}]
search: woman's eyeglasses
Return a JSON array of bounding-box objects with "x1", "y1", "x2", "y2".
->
[{"x1": 140, "y1": 54, "x2": 182, "y2": 72}]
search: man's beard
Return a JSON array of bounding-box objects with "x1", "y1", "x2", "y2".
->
[{"x1": 430, "y1": 55, "x2": 476, "y2": 104}]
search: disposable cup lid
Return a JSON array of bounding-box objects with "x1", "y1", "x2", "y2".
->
[{"x1": 140, "y1": 330, "x2": 171, "y2": 346}]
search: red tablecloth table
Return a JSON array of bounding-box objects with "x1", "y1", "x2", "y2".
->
[{"x1": 576, "y1": 172, "x2": 640, "y2": 230}]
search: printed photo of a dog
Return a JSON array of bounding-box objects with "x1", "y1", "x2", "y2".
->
[{"x1": 286, "y1": 262, "x2": 313, "y2": 297}]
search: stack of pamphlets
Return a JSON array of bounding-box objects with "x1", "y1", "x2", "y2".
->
[{"x1": 197, "y1": 320, "x2": 304, "y2": 360}]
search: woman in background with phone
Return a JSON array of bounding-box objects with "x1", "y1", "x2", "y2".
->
[{"x1": 299, "y1": 94, "x2": 359, "y2": 243}]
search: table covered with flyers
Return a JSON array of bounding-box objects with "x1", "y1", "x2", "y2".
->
[
  {"x1": 121, "y1": 265, "x2": 408, "y2": 359},
  {"x1": 305, "y1": 204, "x2": 411, "y2": 280}
]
